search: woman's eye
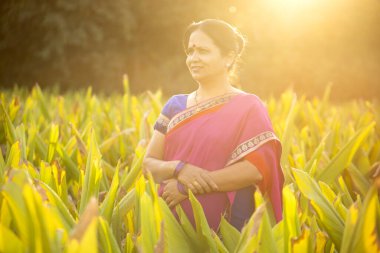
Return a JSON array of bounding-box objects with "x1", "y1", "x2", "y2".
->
[
  {"x1": 186, "y1": 49, "x2": 194, "y2": 55},
  {"x1": 186, "y1": 48, "x2": 208, "y2": 56}
]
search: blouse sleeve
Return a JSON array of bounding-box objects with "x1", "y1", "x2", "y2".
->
[{"x1": 153, "y1": 96, "x2": 175, "y2": 135}]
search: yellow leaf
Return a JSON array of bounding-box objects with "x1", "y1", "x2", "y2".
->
[
  {"x1": 291, "y1": 227, "x2": 311, "y2": 253},
  {"x1": 315, "y1": 232, "x2": 327, "y2": 253},
  {"x1": 0, "y1": 224, "x2": 24, "y2": 253},
  {"x1": 67, "y1": 219, "x2": 98, "y2": 253}
]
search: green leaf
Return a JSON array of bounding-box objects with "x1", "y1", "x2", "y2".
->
[
  {"x1": 340, "y1": 203, "x2": 359, "y2": 253},
  {"x1": 280, "y1": 92, "x2": 298, "y2": 183},
  {"x1": 0, "y1": 224, "x2": 24, "y2": 253},
  {"x1": 140, "y1": 193, "x2": 159, "y2": 253},
  {"x1": 316, "y1": 122, "x2": 375, "y2": 183},
  {"x1": 119, "y1": 145, "x2": 145, "y2": 192},
  {"x1": 283, "y1": 186, "x2": 301, "y2": 253},
  {"x1": 98, "y1": 217, "x2": 121, "y2": 253},
  {"x1": 176, "y1": 205, "x2": 205, "y2": 251},
  {"x1": 34, "y1": 133, "x2": 48, "y2": 161},
  {"x1": 0, "y1": 146, "x2": 5, "y2": 181},
  {"x1": 304, "y1": 133, "x2": 328, "y2": 173},
  {"x1": 5, "y1": 141, "x2": 21, "y2": 169},
  {"x1": 112, "y1": 189, "x2": 135, "y2": 224},
  {"x1": 257, "y1": 204, "x2": 278, "y2": 253},
  {"x1": 100, "y1": 165, "x2": 120, "y2": 223},
  {"x1": 34, "y1": 85, "x2": 51, "y2": 121},
  {"x1": 15, "y1": 124, "x2": 27, "y2": 162},
  {"x1": 56, "y1": 143, "x2": 80, "y2": 181},
  {"x1": 46, "y1": 124, "x2": 59, "y2": 163},
  {"x1": 337, "y1": 176, "x2": 354, "y2": 207},
  {"x1": 212, "y1": 230, "x2": 229, "y2": 253},
  {"x1": 188, "y1": 191, "x2": 218, "y2": 253},
  {"x1": 2, "y1": 181, "x2": 30, "y2": 247},
  {"x1": 341, "y1": 185, "x2": 380, "y2": 252},
  {"x1": 347, "y1": 164, "x2": 370, "y2": 196},
  {"x1": 79, "y1": 129, "x2": 102, "y2": 214},
  {"x1": 0, "y1": 102, "x2": 17, "y2": 144},
  {"x1": 292, "y1": 169, "x2": 344, "y2": 250},
  {"x1": 22, "y1": 184, "x2": 53, "y2": 253},
  {"x1": 219, "y1": 216, "x2": 240, "y2": 252},
  {"x1": 39, "y1": 181, "x2": 76, "y2": 229},
  {"x1": 67, "y1": 218, "x2": 98, "y2": 253},
  {"x1": 158, "y1": 198, "x2": 194, "y2": 253},
  {"x1": 234, "y1": 203, "x2": 266, "y2": 253},
  {"x1": 99, "y1": 128, "x2": 134, "y2": 154}
]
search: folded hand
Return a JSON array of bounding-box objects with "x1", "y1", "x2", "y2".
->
[
  {"x1": 162, "y1": 179, "x2": 188, "y2": 208},
  {"x1": 177, "y1": 163, "x2": 218, "y2": 194}
]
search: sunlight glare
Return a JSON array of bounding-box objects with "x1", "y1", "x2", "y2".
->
[{"x1": 273, "y1": 0, "x2": 319, "y2": 9}]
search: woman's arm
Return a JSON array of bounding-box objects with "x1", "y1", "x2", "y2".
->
[
  {"x1": 192, "y1": 141, "x2": 278, "y2": 194},
  {"x1": 207, "y1": 160, "x2": 263, "y2": 192},
  {"x1": 143, "y1": 130, "x2": 179, "y2": 183},
  {"x1": 177, "y1": 159, "x2": 262, "y2": 194},
  {"x1": 161, "y1": 160, "x2": 261, "y2": 207}
]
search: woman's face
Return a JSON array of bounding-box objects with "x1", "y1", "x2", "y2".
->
[{"x1": 185, "y1": 30, "x2": 230, "y2": 82}]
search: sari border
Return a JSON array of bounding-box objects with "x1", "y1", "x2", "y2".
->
[
  {"x1": 167, "y1": 92, "x2": 242, "y2": 133},
  {"x1": 156, "y1": 113, "x2": 170, "y2": 128},
  {"x1": 225, "y1": 131, "x2": 280, "y2": 166}
]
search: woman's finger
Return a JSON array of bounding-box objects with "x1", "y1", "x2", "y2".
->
[
  {"x1": 196, "y1": 176, "x2": 212, "y2": 193},
  {"x1": 169, "y1": 200, "x2": 177, "y2": 209},
  {"x1": 192, "y1": 180, "x2": 204, "y2": 194},
  {"x1": 187, "y1": 182, "x2": 196, "y2": 193},
  {"x1": 162, "y1": 191, "x2": 169, "y2": 200},
  {"x1": 165, "y1": 196, "x2": 172, "y2": 205},
  {"x1": 202, "y1": 173, "x2": 219, "y2": 191}
]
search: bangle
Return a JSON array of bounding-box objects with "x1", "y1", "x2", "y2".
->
[
  {"x1": 173, "y1": 161, "x2": 186, "y2": 178},
  {"x1": 177, "y1": 181, "x2": 188, "y2": 195}
]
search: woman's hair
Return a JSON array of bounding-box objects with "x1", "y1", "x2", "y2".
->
[{"x1": 183, "y1": 19, "x2": 247, "y2": 80}]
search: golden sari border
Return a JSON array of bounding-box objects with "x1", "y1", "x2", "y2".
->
[
  {"x1": 225, "y1": 131, "x2": 280, "y2": 166},
  {"x1": 167, "y1": 92, "x2": 239, "y2": 132},
  {"x1": 156, "y1": 113, "x2": 170, "y2": 128}
]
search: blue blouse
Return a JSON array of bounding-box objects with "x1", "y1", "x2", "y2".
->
[{"x1": 154, "y1": 94, "x2": 188, "y2": 134}]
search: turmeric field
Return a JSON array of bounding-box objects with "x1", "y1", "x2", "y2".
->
[{"x1": 0, "y1": 80, "x2": 379, "y2": 253}]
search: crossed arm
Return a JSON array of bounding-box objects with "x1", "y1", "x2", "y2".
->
[{"x1": 143, "y1": 130, "x2": 263, "y2": 207}]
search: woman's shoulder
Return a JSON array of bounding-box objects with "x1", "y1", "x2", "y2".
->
[
  {"x1": 234, "y1": 92, "x2": 271, "y2": 121},
  {"x1": 165, "y1": 93, "x2": 189, "y2": 107},
  {"x1": 161, "y1": 93, "x2": 189, "y2": 118},
  {"x1": 236, "y1": 91, "x2": 266, "y2": 107}
]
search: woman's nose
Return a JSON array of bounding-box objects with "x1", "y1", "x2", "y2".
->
[{"x1": 188, "y1": 52, "x2": 200, "y2": 62}]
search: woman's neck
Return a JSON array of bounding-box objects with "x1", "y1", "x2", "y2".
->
[{"x1": 196, "y1": 75, "x2": 234, "y2": 100}]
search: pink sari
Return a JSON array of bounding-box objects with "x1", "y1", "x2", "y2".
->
[{"x1": 157, "y1": 92, "x2": 284, "y2": 230}]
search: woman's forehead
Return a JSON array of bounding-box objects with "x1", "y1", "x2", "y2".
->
[{"x1": 187, "y1": 30, "x2": 215, "y2": 48}]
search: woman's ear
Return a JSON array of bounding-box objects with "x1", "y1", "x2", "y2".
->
[{"x1": 224, "y1": 51, "x2": 237, "y2": 69}]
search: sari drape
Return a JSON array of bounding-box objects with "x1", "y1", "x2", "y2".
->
[{"x1": 155, "y1": 92, "x2": 284, "y2": 231}]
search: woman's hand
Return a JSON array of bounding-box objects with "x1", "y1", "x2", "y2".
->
[
  {"x1": 177, "y1": 164, "x2": 218, "y2": 194},
  {"x1": 162, "y1": 179, "x2": 188, "y2": 208}
]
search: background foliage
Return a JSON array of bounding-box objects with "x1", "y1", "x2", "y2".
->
[{"x1": 1, "y1": 0, "x2": 380, "y2": 100}]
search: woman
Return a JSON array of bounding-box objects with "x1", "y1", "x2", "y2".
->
[{"x1": 143, "y1": 19, "x2": 284, "y2": 231}]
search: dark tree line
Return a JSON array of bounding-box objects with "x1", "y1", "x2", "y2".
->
[{"x1": 1, "y1": 0, "x2": 380, "y2": 100}]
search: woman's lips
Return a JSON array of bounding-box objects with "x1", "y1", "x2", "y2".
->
[{"x1": 191, "y1": 66, "x2": 203, "y2": 71}]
